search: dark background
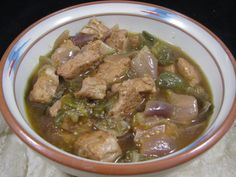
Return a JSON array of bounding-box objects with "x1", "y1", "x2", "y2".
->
[{"x1": 0, "y1": 0, "x2": 235, "y2": 58}]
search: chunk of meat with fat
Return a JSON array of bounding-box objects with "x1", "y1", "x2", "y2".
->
[
  {"x1": 49, "y1": 100, "x2": 61, "y2": 117},
  {"x1": 177, "y1": 57, "x2": 201, "y2": 86},
  {"x1": 74, "y1": 77, "x2": 107, "y2": 99},
  {"x1": 74, "y1": 131, "x2": 122, "y2": 162},
  {"x1": 51, "y1": 40, "x2": 80, "y2": 66},
  {"x1": 112, "y1": 76, "x2": 156, "y2": 93},
  {"x1": 94, "y1": 55, "x2": 131, "y2": 85},
  {"x1": 106, "y1": 29, "x2": 128, "y2": 50},
  {"x1": 75, "y1": 55, "x2": 131, "y2": 100},
  {"x1": 109, "y1": 77, "x2": 156, "y2": 119},
  {"x1": 29, "y1": 65, "x2": 59, "y2": 103},
  {"x1": 80, "y1": 18, "x2": 109, "y2": 39},
  {"x1": 57, "y1": 40, "x2": 114, "y2": 79}
]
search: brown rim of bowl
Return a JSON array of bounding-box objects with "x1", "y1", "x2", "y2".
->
[{"x1": 0, "y1": 1, "x2": 235, "y2": 175}]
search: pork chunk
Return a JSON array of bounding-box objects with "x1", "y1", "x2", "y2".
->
[
  {"x1": 57, "y1": 40, "x2": 114, "y2": 79},
  {"x1": 74, "y1": 55, "x2": 130, "y2": 100},
  {"x1": 112, "y1": 76, "x2": 156, "y2": 93},
  {"x1": 29, "y1": 65, "x2": 59, "y2": 103},
  {"x1": 49, "y1": 100, "x2": 62, "y2": 117},
  {"x1": 75, "y1": 77, "x2": 107, "y2": 99},
  {"x1": 177, "y1": 57, "x2": 201, "y2": 86},
  {"x1": 106, "y1": 29, "x2": 128, "y2": 50},
  {"x1": 80, "y1": 18, "x2": 109, "y2": 39},
  {"x1": 109, "y1": 77, "x2": 156, "y2": 119},
  {"x1": 94, "y1": 55, "x2": 131, "y2": 85},
  {"x1": 51, "y1": 40, "x2": 80, "y2": 66},
  {"x1": 74, "y1": 131, "x2": 122, "y2": 162}
]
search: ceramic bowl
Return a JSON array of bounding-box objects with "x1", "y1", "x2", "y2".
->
[{"x1": 0, "y1": 1, "x2": 235, "y2": 177}]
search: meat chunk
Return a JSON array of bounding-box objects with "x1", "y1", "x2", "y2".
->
[
  {"x1": 177, "y1": 57, "x2": 201, "y2": 86},
  {"x1": 74, "y1": 77, "x2": 107, "y2": 99},
  {"x1": 74, "y1": 131, "x2": 122, "y2": 162},
  {"x1": 57, "y1": 40, "x2": 114, "y2": 79},
  {"x1": 74, "y1": 55, "x2": 130, "y2": 100},
  {"x1": 29, "y1": 65, "x2": 59, "y2": 103},
  {"x1": 112, "y1": 76, "x2": 156, "y2": 93},
  {"x1": 94, "y1": 55, "x2": 131, "y2": 85},
  {"x1": 80, "y1": 18, "x2": 109, "y2": 39},
  {"x1": 49, "y1": 100, "x2": 61, "y2": 117},
  {"x1": 51, "y1": 40, "x2": 80, "y2": 66},
  {"x1": 159, "y1": 64, "x2": 176, "y2": 73},
  {"x1": 106, "y1": 29, "x2": 128, "y2": 50},
  {"x1": 109, "y1": 77, "x2": 156, "y2": 119}
]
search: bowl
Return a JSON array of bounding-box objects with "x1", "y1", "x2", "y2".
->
[{"x1": 0, "y1": 1, "x2": 235, "y2": 176}]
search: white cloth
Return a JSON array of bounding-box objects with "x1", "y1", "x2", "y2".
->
[{"x1": 0, "y1": 112, "x2": 235, "y2": 177}]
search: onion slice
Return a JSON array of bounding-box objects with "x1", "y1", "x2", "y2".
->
[
  {"x1": 144, "y1": 101, "x2": 174, "y2": 118},
  {"x1": 131, "y1": 46, "x2": 158, "y2": 80}
]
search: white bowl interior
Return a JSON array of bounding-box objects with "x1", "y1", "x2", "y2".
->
[{"x1": 1, "y1": 3, "x2": 235, "y2": 165}]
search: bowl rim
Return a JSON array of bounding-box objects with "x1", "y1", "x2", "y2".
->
[{"x1": 0, "y1": 0, "x2": 235, "y2": 175}]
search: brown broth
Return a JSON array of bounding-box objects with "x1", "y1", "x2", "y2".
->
[{"x1": 25, "y1": 33, "x2": 213, "y2": 162}]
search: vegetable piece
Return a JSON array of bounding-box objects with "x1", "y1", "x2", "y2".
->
[
  {"x1": 131, "y1": 46, "x2": 158, "y2": 80},
  {"x1": 54, "y1": 80, "x2": 66, "y2": 99},
  {"x1": 158, "y1": 72, "x2": 186, "y2": 91},
  {"x1": 70, "y1": 33, "x2": 96, "y2": 48},
  {"x1": 144, "y1": 101, "x2": 174, "y2": 118},
  {"x1": 166, "y1": 90, "x2": 198, "y2": 124},
  {"x1": 151, "y1": 41, "x2": 179, "y2": 65},
  {"x1": 53, "y1": 30, "x2": 69, "y2": 50},
  {"x1": 119, "y1": 150, "x2": 155, "y2": 163},
  {"x1": 140, "y1": 134, "x2": 176, "y2": 157},
  {"x1": 49, "y1": 100, "x2": 62, "y2": 117},
  {"x1": 64, "y1": 76, "x2": 83, "y2": 92},
  {"x1": 198, "y1": 101, "x2": 213, "y2": 122},
  {"x1": 141, "y1": 31, "x2": 157, "y2": 48},
  {"x1": 94, "y1": 119, "x2": 130, "y2": 137},
  {"x1": 54, "y1": 94, "x2": 90, "y2": 126},
  {"x1": 181, "y1": 121, "x2": 207, "y2": 139},
  {"x1": 95, "y1": 40, "x2": 116, "y2": 55},
  {"x1": 38, "y1": 56, "x2": 52, "y2": 67},
  {"x1": 92, "y1": 101, "x2": 106, "y2": 119},
  {"x1": 132, "y1": 112, "x2": 175, "y2": 131},
  {"x1": 133, "y1": 117, "x2": 178, "y2": 157},
  {"x1": 185, "y1": 85, "x2": 209, "y2": 102},
  {"x1": 121, "y1": 150, "x2": 141, "y2": 162}
]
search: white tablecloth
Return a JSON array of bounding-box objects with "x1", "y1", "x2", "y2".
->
[{"x1": 0, "y1": 112, "x2": 235, "y2": 177}]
